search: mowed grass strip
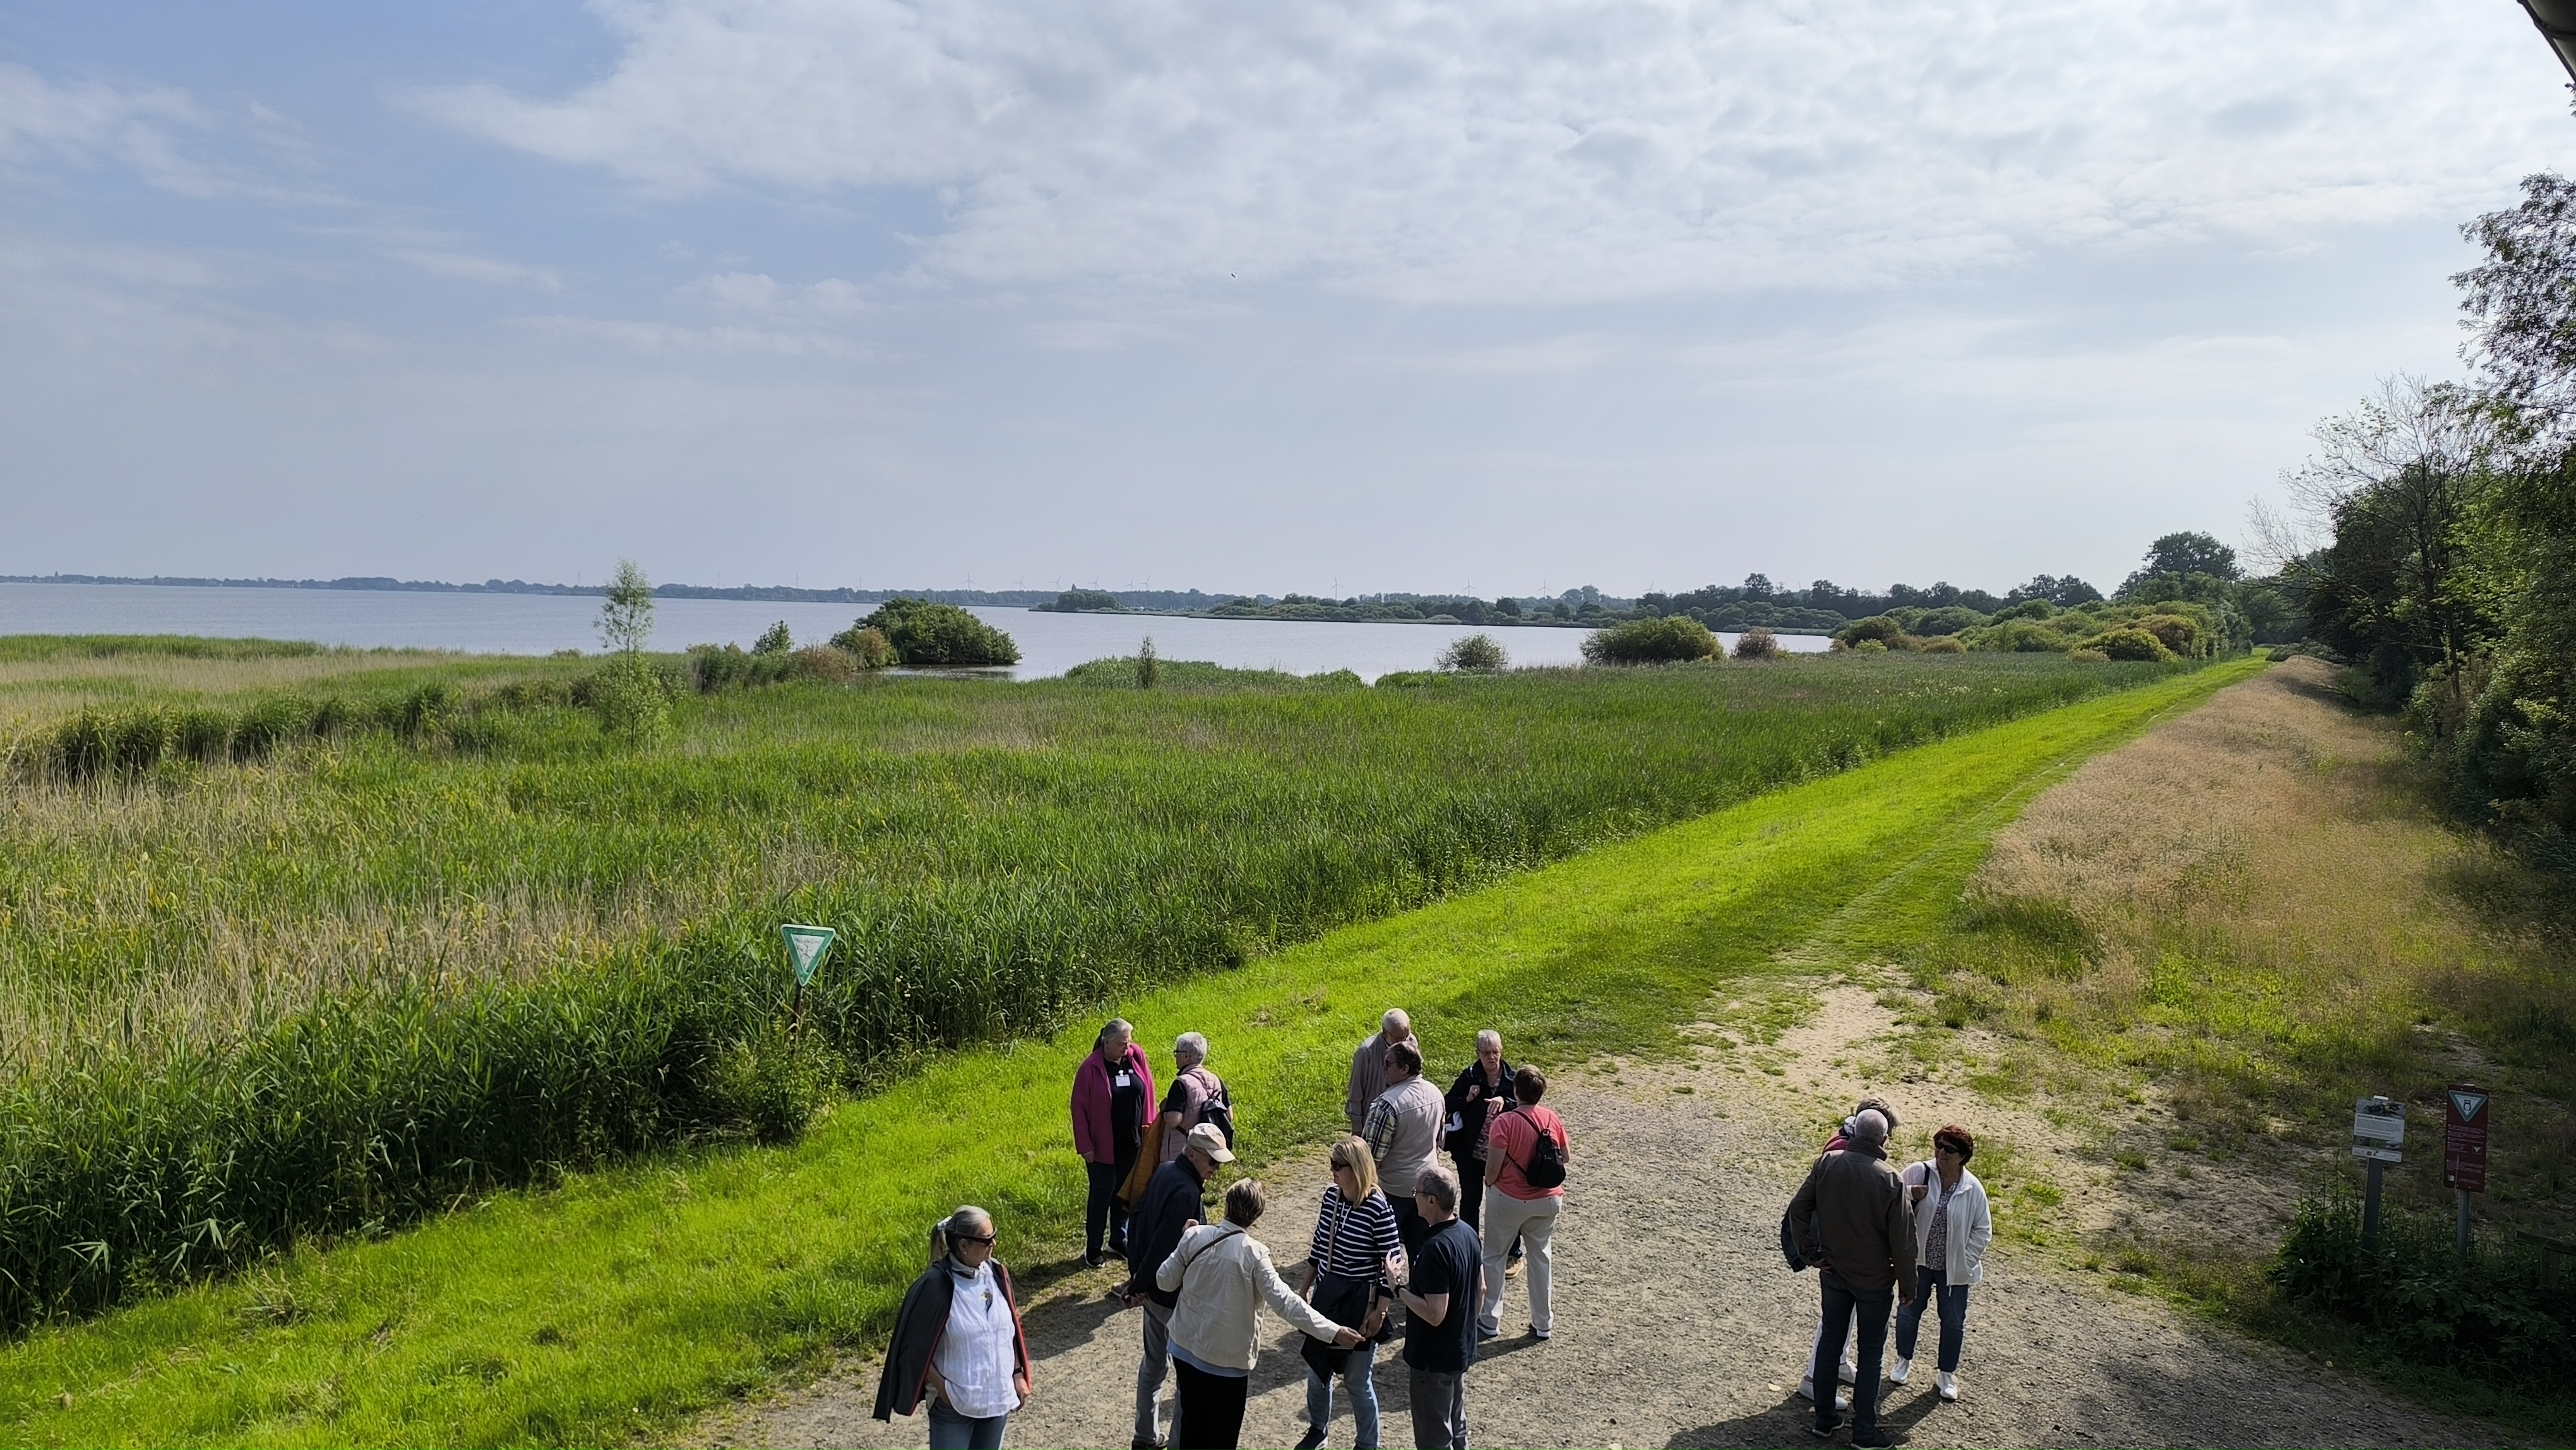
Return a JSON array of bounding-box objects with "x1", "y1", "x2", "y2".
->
[{"x1": 0, "y1": 661, "x2": 2256, "y2": 1447}]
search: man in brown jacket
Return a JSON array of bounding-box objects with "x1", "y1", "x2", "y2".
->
[{"x1": 1786, "y1": 1108, "x2": 1914, "y2": 1446}]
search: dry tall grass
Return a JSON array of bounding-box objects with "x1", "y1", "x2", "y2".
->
[{"x1": 1920, "y1": 656, "x2": 2574, "y2": 1225}]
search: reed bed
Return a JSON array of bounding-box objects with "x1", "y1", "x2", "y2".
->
[{"x1": 0, "y1": 647, "x2": 2181, "y2": 1327}]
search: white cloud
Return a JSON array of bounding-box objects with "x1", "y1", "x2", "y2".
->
[
  {"x1": 676, "y1": 270, "x2": 874, "y2": 318},
  {"x1": 511, "y1": 313, "x2": 870, "y2": 357},
  {"x1": 413, "y1": 0, "x2": 2570, "y2": 303},
  {"x1": 393, "y1": 248, "x2": 563, "y2": 291}
]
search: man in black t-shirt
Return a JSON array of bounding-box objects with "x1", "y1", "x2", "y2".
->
[{"x1": 1390, "y1": 1163, "x2": 1481, "y2": 1450}]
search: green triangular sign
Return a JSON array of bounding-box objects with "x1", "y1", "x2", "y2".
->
[
  {"x1": 781, "y1": 924, "x2": 836, "y2": 986},
  {"x1": 2450, "y1": 1090, "x2": 2488, "y2": 1122}
]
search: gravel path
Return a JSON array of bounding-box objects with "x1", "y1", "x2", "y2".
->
[{"x1": 700, "y1": 1057, "x2": 2496, "y2": 1449}]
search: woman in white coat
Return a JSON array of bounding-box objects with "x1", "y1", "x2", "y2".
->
[
  {"x1": 1892, "y1": 1124, "x2": 1992, "y2": 1403},
  {"x1": 1157, "y1": 1178, "x2": 1362, "y2": 1449}
]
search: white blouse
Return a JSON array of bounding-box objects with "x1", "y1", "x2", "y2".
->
[{"x1": 933, "y1": 1261, "x2": 1019, "y2": 1419}]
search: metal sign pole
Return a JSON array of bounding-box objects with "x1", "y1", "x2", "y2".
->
[{"x1": 2351, "y1": 1095, "x2": 2403, "y2": 1247}]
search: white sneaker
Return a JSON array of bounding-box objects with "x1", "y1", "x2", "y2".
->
[
  {"x1": 1796, "y1": 1377, "x2": 1851, "y2": 1413},
  {"x1": 1838, "y1": 1358, "x2": 1858, "y2": 1386},
  {"x1": 1936, "y1": 1371, "x2": 1958, "y2": 1402},
  {"x1": 1888, "y1": 1357, "x2": 1911, "y2": 1386}
]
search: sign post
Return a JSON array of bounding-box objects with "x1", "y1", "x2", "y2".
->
[
  {"x1": 2443, "y1": 1084, "x2": 2490, "y2": 1261},
  {"x1": 780, "y1": 923, "x2": 837, "y2": 1038},
  {"x1": 2351, "y1": 1096, "x2": 2404, "y2": 1245}
]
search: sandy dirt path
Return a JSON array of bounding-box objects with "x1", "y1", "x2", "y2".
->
[{"x1": 700, "y1": 1057, "x2": 2494, "y2": 1449}]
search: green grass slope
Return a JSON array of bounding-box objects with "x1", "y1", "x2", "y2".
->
[{"x1": 0, "y1": 659, "x2": 2259, "y2": 1447}]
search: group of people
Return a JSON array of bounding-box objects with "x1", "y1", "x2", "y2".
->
[
  {"x1": 874, "y1": 1009, "x2": 1568, "y2": 1449},
  {"x1": 871, "y1": 1016, "x2": 1985, "y2": 1450},
  {"x1": 1784, "y1": 1098, "x2": 1995, "y2": 1448}
]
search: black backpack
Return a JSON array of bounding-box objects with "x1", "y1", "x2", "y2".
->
[
  {"x1": 1515, "y1": 1107, "x2": 1565, "y2": 1190},
  {"x1": 1196, "y1": 1076, "x2": 1237, "y2": 1148}
]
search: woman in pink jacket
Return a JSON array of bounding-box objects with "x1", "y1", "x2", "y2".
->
[{"x1": 1071, "y1": 1018, "x2": 1157, "y2": 1268}]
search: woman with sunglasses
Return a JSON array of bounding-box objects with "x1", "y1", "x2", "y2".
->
[
  {"x1": 1892, "y1": 1126, "x2": 1992, "y2": 1403},
  {"x1": 873, "y1": 1206, "x2": 1034, "y2": 1449},
  {"x1": 1293, "y1": 1137, "x2": 1401, "y2": 1450}
]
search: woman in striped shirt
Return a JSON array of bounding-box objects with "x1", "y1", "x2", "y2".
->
[{"x1": 1294, "y1": 1136, "x2": 1401, "y2": 1450}]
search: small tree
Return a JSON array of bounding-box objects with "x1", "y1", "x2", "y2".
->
[
  {"x1": 1137, "y1": 635, "x2": 1159, "y2": 689},
  {"x1": 1435, "y1": 633, "x2": 1508, "y2": 672},
  {"x1": 753, "y1": 620, "x2": 794, "y2": 656},
  {"x1": 598, "y1": 560, "x2": 657, "y2": 656},
  {"x1": 592, "y1": 560, "x2": 669, "y2": 742},
  {"x1": 1732, "y1": 626, "x2": 1782, "y2": 661}
]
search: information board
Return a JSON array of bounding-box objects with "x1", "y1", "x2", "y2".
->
[
  {"x1": 2444, "y1": 1084, "x2": 2490, "y2": 1193},
  {"x1": 2351, "y1": 1096, "x2": 2404, "y2": 1163}
]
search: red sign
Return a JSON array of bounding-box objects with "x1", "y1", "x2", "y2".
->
[{"x1": 2444, "y1": 1084, "x2": 2490, "y2": 1193}]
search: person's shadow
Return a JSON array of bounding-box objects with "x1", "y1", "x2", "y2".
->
[{"x1": 1665, "y1": 1385, "x2": 1943, "y2": 1447}]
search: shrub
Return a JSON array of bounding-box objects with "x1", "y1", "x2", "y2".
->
[
  {"x1": 1964, "y1": 619, "x2": 2075, "y2": 654},
  {"x1": 1919, "y1": 635, "x2": 1966, "y2": 654},
  {"x1": 1436, "y1": 633, "x2": 1509, "y2": 672},
  {"x1": 2272, "y1": 1190, "x2": 2576, "y2": 1391},
  {"x1": 2131, "y1": 613, "x2": 2202, "y2": 658},
  {"x1": 2068, "y1": 647, "x2": 2112, "y2": 662},
  {"x1": 1851, "y1": 638, "x2": 1890, "y2": 654},
  {"x1": 1835, "y1": 615, "x2": 1909, "y2": 649},
  {"x1": 1581, "y1": 616, "x2": 1720, "y2": 664},
  {"x1": 753, "y1": 621, "x2": 794, "y2": 656},
  {"x1": 861, "y1": 599, "x2": 1021, "y2": 667},
  {"x1": 830, "y1": 625, "x2": 898, "y2": 669},
  {"x1": 1907, "y1": 606, "x2": 1989, "y2": 637},
  {"x1": 1138, "y1": 636, "x2": 1159, "y2": 690},
  {"x1": 789, "y1": 645, "x2": 858, "y2": 683},
  {"x1": 1732, "y1": 627, "x2": 1782, "y2": 661},
  {"x1": 1994, "y1": 598, "x2": 2058, "y2": 622},
  {"x1": 590, "y1": 655, "x2": 672, "y2": 742},
  {"x1": 2079, "y1": 627, "x2": 2178, "y2": 662}
]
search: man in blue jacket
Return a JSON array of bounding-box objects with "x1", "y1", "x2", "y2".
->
[{"x1": 1120, "y1": 1122, "x2": 1230, "y2": 1449}]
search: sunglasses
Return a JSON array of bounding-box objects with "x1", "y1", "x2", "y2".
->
[
  {"x1": 955, "y1": 1232, "x2": 997, "y2": 1245},
  {"x1": 1934, "y1": 1143, "x2": 1966, "y2": 1158}
]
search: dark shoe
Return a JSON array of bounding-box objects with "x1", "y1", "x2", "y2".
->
[
  {"x1": 1851, "y1": 1430, "x2": 1893, "y2": 1448},
  {"x1": 1083, "y1": 1250, "x2": 1107, "y2": 1269},
  {"x1": 1131, "y1": 1440, "x2": 1165, "y2": 1450},
  {"x1": 1807, "y1": 1419, "x2": 1840, "y2": 1439},
  {"x1": 1294, "y1": 1427, "x2": 1327, "y2": 1450}
]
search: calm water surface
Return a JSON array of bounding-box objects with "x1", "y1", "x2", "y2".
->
[{"x1": 0, "y1": 583, "x2": 1825, "y2": 681}]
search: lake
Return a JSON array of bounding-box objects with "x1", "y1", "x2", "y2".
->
[{"x1": 0, "y1": 582, "x2": 1827, "y2": 681}]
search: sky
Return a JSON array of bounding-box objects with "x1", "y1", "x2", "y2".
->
[{"x1": 3, "y1": 1, "x2": 2572, "y2": 599}]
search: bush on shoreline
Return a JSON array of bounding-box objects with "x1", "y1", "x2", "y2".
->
[
  {"x1": 1581, "y1": 616, "x2": 1720, "y2": 664},
  {"x1": 862, "y1": 599, "x2": 1020, "y2": 667}
]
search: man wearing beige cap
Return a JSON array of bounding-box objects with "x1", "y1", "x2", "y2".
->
[{"x1": 1122, "y1": 1122, "x2": 1231, "y2": 1449}]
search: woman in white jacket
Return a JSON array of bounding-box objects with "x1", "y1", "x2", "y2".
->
[
  {"x1": 1892, "y1": 1124, "x2": 1992, "y2": 1403},
  {"x1": 1157, "y1": 1179, "x2": 1361, "y2": 1449}
]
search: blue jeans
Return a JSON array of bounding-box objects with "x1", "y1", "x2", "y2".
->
[
  {"x1": 1894, "y1": 1266, "x2": 1971, "y2": 1373},
  {"x1": 1305, "y1": 1342, "x2": 1380, "y2": 1448},
  {"x1": 927, "y1": 1397, "x2": 1008, "y2": 1449},
  {"x1": 1813, "y1": 1271, "x2": 1893, "y2": 1435}
]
